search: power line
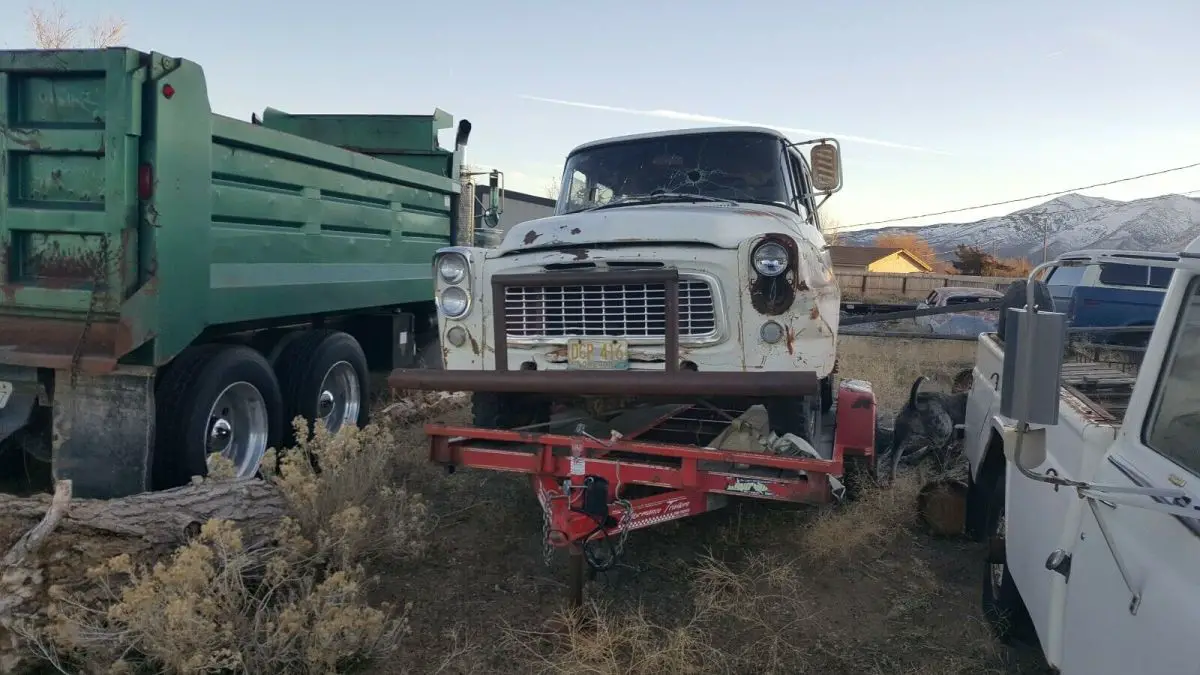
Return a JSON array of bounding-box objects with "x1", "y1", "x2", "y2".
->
[{"x1": 832, "y1": 161, "x2": 1200, "y2": 231}]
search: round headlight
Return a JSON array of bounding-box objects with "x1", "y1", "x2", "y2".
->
[
  {"x1": 752, "y1": 242, "x2": 789, "y2": 277},
  {"x1": 438, "y1": 253, "x2": 468, "y2": 284},
  {"x1": 439, "y1": 286, "x2": 469, "y2": 318}
]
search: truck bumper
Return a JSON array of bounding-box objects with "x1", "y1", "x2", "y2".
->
[{"x1": 387, "y1": 368, "x2": 819, "y2": 397}]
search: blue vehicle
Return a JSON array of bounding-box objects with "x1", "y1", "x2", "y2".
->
[{"x1": 1041, "y1": 250, "x2": 1179, "y2": 345}]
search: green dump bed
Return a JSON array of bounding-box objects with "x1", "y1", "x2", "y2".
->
[{"x1": 0, "y1": 48, "x2": 459, "y2": 372}]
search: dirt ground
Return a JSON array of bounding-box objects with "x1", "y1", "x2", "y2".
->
[{"x1": 367, "y1": 337, "x2": 1051, "y2": 674}]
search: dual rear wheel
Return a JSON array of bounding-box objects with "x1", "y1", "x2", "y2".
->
[{"x1": 152, "y1": 330, "x2": 370, "y2": 489}]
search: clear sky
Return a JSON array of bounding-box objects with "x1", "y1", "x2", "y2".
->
[{"x1": 4, "y1": 0, "x2": 1200, "y2": 231}]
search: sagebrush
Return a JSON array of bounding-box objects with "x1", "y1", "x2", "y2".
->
[{"x1": 29, "y1": 417, "x2": 425, "y2": 674}]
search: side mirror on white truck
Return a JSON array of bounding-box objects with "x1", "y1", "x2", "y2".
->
[{"x1": 962, "y1": 244, "x2": 1200, "y2": 674}]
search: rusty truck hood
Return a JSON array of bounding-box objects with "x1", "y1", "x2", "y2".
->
[{"x1": 492, "y1": 203, "x2": 804, "y2": 256}]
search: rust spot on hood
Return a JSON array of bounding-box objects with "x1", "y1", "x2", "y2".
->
[
  {"x1": 570, "y1": 227, "x2": 581, "y2": 234},
  {"x1": 523, "y1": 230, "x2": 542, "y2": 245},
  {"x1": 809, "y1": 305, "x2": 820, "y2": 320},
  {"x1": 468, "y1": 333, "x2": 480, "y2": 356},
  {"x1": 785, "y1": 325, "x2": 796, "y2": 355}
]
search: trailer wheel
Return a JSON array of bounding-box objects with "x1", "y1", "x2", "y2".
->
[
  {"x1": 275, "y1": 330, "x2": 371, "y2": 444},
  {"x1": 980, "y1": 468, "x2": 1035, "y2": 644},
  {"x1": 154, "y1": 345, "x2": 284, "y2": 489}
]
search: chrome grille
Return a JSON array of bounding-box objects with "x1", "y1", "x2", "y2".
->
[{"x1": 504, "y1": 277, "x2": 717, "y2": 339}]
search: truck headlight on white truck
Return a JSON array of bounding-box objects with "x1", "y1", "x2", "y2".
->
[{"x1": 752, "y1": 241, "x2": 790, "y2": 277}]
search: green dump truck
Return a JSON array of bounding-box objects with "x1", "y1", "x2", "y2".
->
[{"x1": 0, "y1": 48, "x2": 468, "y2": 498}]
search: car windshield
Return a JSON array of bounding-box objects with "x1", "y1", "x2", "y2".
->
[{"x1": 554, "y1": 131, "x2": 792, "y2": 215}]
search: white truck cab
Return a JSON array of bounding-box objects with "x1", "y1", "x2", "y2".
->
[
  {"x1": 962, "y1": 238, "x2": 1200, "y2": 674},
  {"x1": 400, "y1": 127, "x2": 846, "y2": 445}
]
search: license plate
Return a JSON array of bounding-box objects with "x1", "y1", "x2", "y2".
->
[
  {"x1": 566, "y1": 339, "x2": 629, "y2": 370},
  {"x1": 0, "y1": 381, "x2": 11, "y2": 409}
]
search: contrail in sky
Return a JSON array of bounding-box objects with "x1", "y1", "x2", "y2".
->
[{"x1": 519, "y1": 95, "x2": 951, "y2": 155}]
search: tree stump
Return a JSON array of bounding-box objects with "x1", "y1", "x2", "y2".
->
[{"x1": 917, "y1": 478, "x2": 969, "y2": 537}]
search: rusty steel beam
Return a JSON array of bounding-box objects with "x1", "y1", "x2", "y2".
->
[{"x1": 388, "y1": 368, "x2": 820, "y2": 397}]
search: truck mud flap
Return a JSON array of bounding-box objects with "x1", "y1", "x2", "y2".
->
[{"x1": 52, "y1": 370, "x2": 155, "y2": 499}]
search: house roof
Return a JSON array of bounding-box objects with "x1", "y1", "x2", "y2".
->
[{"x1": 828, "y1": 245, "x2": 933, "y2": 271}]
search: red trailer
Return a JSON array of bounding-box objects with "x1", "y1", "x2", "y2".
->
[{"x1": 392, "y1": 369, "x2": 878, "y2": 605}]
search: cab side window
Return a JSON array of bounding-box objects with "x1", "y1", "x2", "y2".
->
[{"x1": 1144, "y1": 277, "x2": 1200, "y2": 476}]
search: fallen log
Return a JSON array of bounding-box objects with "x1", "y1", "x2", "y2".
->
[
  {"x1": 0, "y1": 391, "x2": 469, "y2": 671},
  {"x1": 0, "y1": 479, "x2": 287, "y2": 672}
]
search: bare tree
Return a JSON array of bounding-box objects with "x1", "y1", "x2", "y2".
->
[
  {"x1": 820, "y1": 215, "x2": 844, "y2": 246},
  {"x1": 27, "y1": 2, "x2": 125, "y2": 49},
  {"x1": 544, "y1": 176, "x2": 561, "y2": 200}
]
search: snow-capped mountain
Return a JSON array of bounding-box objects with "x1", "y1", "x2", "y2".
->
[{"x1": 840, "y1": 193, "x2": 1200, "y2": 261}]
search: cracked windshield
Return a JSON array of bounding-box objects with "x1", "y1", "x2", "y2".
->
[
  {"x1": 1, "y1": 2, "x2": 1197, "y2": 675},
  {"x1": 556, "y1": 132, "x2": 793, "y2": 213}
]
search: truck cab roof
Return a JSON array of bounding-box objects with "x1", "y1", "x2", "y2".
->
[{"x1": 567, "y1": 125, "x2": 791, "y2": 156}]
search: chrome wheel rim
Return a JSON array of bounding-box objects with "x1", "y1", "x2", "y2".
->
[
  {"x1": 206, "y1": 381, "x2": 269, "y2": 478},
  {"x1": 316, "y1": 360, "x2": 361, "y2": 434},
  {"x1": 990, "y1": 511, "x2": 1007, "y2": 595}
]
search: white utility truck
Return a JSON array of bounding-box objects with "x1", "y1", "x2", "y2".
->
[{"x1": 962, "y1": 244, "x2": 1200, "y2": 674}]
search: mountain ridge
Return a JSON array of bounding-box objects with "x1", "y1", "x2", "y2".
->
[{"x1": 839, "y1": 192, "x2": 1200, "y2": 261}]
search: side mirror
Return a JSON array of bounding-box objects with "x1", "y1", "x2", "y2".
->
[
  {"x1": 809, "y1": 142, "x2": 842, "y2": 193},
  {"x1": 481, "y1": 208, "x2": 500, "y2": 229},
  {"x1": 1000, "y1": 304, "x2": 1067, "y2": 426}
]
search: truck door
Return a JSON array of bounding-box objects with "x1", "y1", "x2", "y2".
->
[{"x1": 1058, "y1": 276, "x2": 1200, "y2": 674}]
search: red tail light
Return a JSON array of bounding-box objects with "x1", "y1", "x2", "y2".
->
[
  {"x1": 162, "y1": 83, "x2": 175, "y2": 99},
  {"x1": 138, "y1": 164, "x2": 154, "y2": 200}
]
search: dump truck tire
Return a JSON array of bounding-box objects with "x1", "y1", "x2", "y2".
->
[
  {"x1": 153, "y1": 345, "x2": 284, "y2": 489},
  {"x1": 274, "y1": 330, "x2": 371, "y2": 445}
]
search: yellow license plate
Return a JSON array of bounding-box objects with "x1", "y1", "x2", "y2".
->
[{"x1": 566, "y1": 339, "x2": 629, "y2": 370}]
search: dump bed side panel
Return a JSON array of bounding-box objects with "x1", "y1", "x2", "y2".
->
[
  {"x1": 0, "y1": 48, "x2": 146, "y2": 371},
  {"x1": 201, "y1": 116, "x2": 455, "y2": 329}
]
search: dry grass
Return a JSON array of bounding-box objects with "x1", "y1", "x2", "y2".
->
[
  {"x1": 14, "y1": 334, "x2": 1033, "y2": 674},
  {"x1": 26, "y1": 418, "x2": 424, "y2": 674},
  {"x1": 838, "y1": 335, "x2": 974, "y2": 408},
  {"x1": 501, "y1": 467, "x2": 1021, "y2": 675}
]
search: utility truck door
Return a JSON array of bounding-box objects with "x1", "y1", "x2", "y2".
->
[{"x1": 1059, "y1": 277, "x2": 1200, "y2": 675}]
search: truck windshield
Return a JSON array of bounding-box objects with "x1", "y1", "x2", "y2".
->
[{"x1": 555, "y1": 131, "x2": 791, "y2": 215}]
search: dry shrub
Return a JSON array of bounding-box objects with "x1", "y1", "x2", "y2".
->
[
  {"x1": 31, "y1": 417, "x2": 425, "y2": 674},
  {"x1": 803, "y1": 471, "x2": 921, "y2": 562},
  {"x1": 266, "y1": 417, "x2": 431, "y2": 567},
  {"x1": 504, "y1": 601, "x2": 725, "y2": 675}
]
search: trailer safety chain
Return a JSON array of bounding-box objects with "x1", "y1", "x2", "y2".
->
[{"x1": 580, "y1": 498, "x2": 635, "y2": 572}]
